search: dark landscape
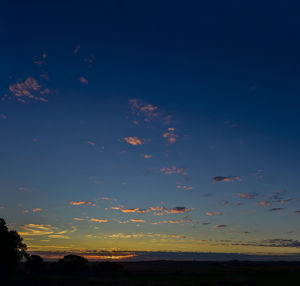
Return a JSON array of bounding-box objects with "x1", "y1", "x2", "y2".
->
[{"x1": 4, "y1": 260, "x2": 300, "y2": 286}]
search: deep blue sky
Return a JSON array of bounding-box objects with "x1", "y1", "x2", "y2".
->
[{"x1": 1, "y1": 0, "x2": 300, "y2": 258}]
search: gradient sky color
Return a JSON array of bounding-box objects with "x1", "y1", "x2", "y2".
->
[{"x1": 1, "y1": 1, "x2": 300, "y2": 259}]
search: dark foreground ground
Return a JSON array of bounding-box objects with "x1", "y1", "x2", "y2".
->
[{"x1": 3, "y1": 260, "x2": 300, "y2": 286}]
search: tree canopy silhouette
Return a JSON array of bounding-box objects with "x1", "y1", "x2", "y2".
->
[
  {"x1": 53, "y1": 254, "x2": 88, "y2": 274},
  {"x1": 0, "y1": 218, "x2": 27, "y2": 275}
]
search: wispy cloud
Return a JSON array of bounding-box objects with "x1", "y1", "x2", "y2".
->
[
  {"x1": 212, "y1": 176, "x2": 241, "y2": 183},
  {"x1": 90, "y1": 218, "x2": 108, "y2": 223},
  {"x1": 73, "y1": 45, "x2": 80, "y2": 54},
  {"x1": 257, "y1": 201, "x2": 272, "y2": 206},
  {"x1": 124, "y1": 136, "x2": 143, "y2": 146},
  {"x1": 6, "y1": 77, "x2": 50, "y2": 103},
  {"x1": 69, "y1": 201, "x2": 95, "y2": 206},
  {"x1": 143, "y1": 154, "x2": 152, "y2": 159},
  {"x1": 280, "y1": 198, "x2": 298, "y2": 204},
  {"x1": 215, "y1": 224, "x2": 227, "y2": 228},
  {"x1": 176, "y1": 185, "x2": 193, "y2": 191},
  {"x1": 237, "y1": 193, "x2": 257, "y2": 199},
  {"x1": 160, "y1": 166, "x2": 185, "y2": 175},
  {"x1": 269, "y1": 208, "x2": 284, "y2": 212},
  {"x1": 32, "y1": 208, "x2": 42, "y2": 212},
  {"x1": 129, "y1": 99, "x2": 159, "y2": 121},
  {"x1": 130, "y1": 219, "x2": 146, "y2": 223},
  {"x1": 78, "y1": 77, "x2": 88, "y2": 85},
  {"x1": 1, "y1": 114, "x2": 7, "y2": 120}
]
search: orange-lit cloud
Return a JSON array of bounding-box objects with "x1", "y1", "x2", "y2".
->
[
  {"x1": 69, "y1": 201, "x2": 94, "y2": 206},
  {"x1": 124, "y1": 136, "x2": 143, "y2": 146},
  {"x1": 90, "y1": 218, "x2": 108, "y2": 223},
  {"x1": 129, "y1": 99, "x2": 159, "y2": 120},
  {"x1": 32, "y1": 208, "x2": 42, "y2": 212},
  {"x1": 7, "y1": 77, "x2": 50, "y2": 103},
  {"x1": 73, "y1": 218, "x2": 84, "y2": 221},
  {"x1": 143, "y1": 154, "x2": 152, "y2": 159},
  {"x1": 280, "y1": 198, "x2": 298, "y2": 204},
  {"x1": 130, "y1": 219, "x2": 146, "y2": 223},
  {"x1": 257, "y1": 201, "x2": 271, "y2": 207},
  {"x1": 162, "y1": 128, "x2": 177, "y2": 144},
  {"x1": 212, "y1": 176, "x2": 241, "y2": 183},
  {"x1": 176, "y1": 185, "x2": 193, "y2": 191}
]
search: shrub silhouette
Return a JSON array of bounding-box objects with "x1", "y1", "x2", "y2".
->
[
  {"x1": 94, "y1": 261, "x2": 124, "y2": 275},
  {"x1": 0, "y1": 218, "x2": 27, "y2": 276},
  {"x1": 25, "y1": 254, "x2": 45, "y2": 274},
  {"x1": 53, "y1": 254, "x2": 88, "y2": 274}
]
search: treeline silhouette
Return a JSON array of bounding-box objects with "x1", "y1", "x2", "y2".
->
[{"x1": 0, "y1": 218, "x2": 123, "y2": 279}]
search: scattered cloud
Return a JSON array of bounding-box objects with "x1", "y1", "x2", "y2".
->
[
  {"x1": 90, "y1": 218, "x2": 108, "y2": 223},
  {"x1": 237, "y1": 193, "x2": 257, "y2": 199},
  {"x1": 73, "y1": 218, "x2": 84, "y2": 221},
  {"x1": 162, "y1": 128, "x2": 177, "y2": 144},
  {"x1": 6, "y1": 77, "x2": 50, "y2": 103},
  {"x1": 269, "y1": 208, "x2": 284, "y2": 212},
  {"x1": 74, "y1": 45, "x2": 80, "y2": 54},
  {"x1": 160, "y1": 166, "x2": 185, "y2": 175},
  {"x1": 176, "y1": 185, "x2": 193, "y2": 191},
  {"x1": 78, "y1": 77, "x2": 88, "y2": 85},
  {"x1": 32, "y1": 208, "x2": 42, "y2": 212},
  {"x1": 129, "y1": 99, "x2": 159, "y2": 121},
  {"x1": 280, "y1": 198, "x2": 298, "y2": 204},
  {"x1": 143, "y1": 154, "x2": 152, "y2": 159},
  {"x1": 212, "y1": 176, "x2": 241, "y2": 183},
  {"x1": 1, "y1": 114, "x2": 7, "y2": 120},
  {"x1": 253, "y1": 169, "x2": 264, "y2": 179},
  {"x1": 215, "y1": 224, "x2": 227, "y2": 228},
  {"x1": 205, "y1": 211, "x2": 222, "y2": 217},
  {"x1": 69, "y1": 201, "x2": 94, "y2": 206},
  {"x1": 257, "y1": 201, "x2": 272, "y2": 207},
  {"x1": 130, "y1": 219, "x2": 146, "y2": 223},
  {"x1": 124, "y1": 136, "x2": 143, "y2": 146}
]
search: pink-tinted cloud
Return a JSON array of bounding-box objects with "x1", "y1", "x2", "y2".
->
[
  {"x1": 237, "y1": 193, "x2": 257, "y2": 199},
  {"x1": 1, "y1": 114, "x2": 7, "y2": 120},
  {"x1": 160, "y1": 166, "x2": 185, "y2": 175},
  {"x1": 280, "y1": 198, "x2": 298, "y2": 204},
  {"x1": 74, "y1": 45, "x2": 80, "y2": 54},
  {"x1": 78, "y1": 77, "x2": 88, "y2": 85},
  {"x1": 257, "y1": 201, "x2": 272, "y2": 207},
  {"x1": 124, "y1": 136, "x2": 143, "y2": 146},
  {"x1": 212, "y1": 176, "x2": 241, "y2": 183},
  {"x1": 143, "y1": 154, "x2": 152, "y2": 159}
]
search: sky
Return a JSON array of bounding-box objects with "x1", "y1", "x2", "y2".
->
[{"x1": 1, "y1": 0, "x2": 300, "y2": 261}]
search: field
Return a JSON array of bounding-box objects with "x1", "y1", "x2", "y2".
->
[{"x1": 4, "y1": 261, "x2": 300, "y2": 286}]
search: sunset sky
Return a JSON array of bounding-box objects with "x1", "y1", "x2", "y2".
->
[{"x1": 1, "y1": 1, "x2": 300, "y2": 260}]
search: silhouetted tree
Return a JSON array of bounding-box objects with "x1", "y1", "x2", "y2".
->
[
  {"x1": 0, "y1": 218, "x2": 27, "y2": 276},
  {"x1": 25, "y1": 254, "x2": 45, "y2": 274},
  {"x1": 53, "y1": 254, "x2": 88, "y2": 274},
  {"x1": 94, "y1": 261, "x2": 124, "y2": 275}
]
